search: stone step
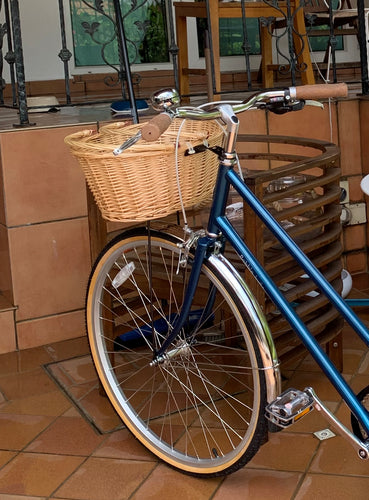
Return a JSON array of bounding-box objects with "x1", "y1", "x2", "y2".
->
[
  {"x1": 0, "y1": 294, "x2": 17, "y2": 313},
  {"x1": 0, "y1": 294, "x2": 17, "y2": 354}
]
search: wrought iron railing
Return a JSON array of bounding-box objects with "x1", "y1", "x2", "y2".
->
[{"x1": 1, "y1": 0, "x2": 368, "y2": 127}]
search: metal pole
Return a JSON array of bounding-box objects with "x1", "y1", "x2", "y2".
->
[
  {"x1": 357, "y1": 0, "x2": 369, "y2": 95},
  {"x1": 0, "y1": 0, "x2": 5, "y2": 105},
  {"x1": 328, "y1": 0, "x2": 337, "y2": 83},
  {"x1": 57, "y1": 0, "x2": 72, "y2": 105},
  {"x1": 3, "y1": 0, "x2": 17, "y2": 106},
  {"x1": 165, "y1": 0, "x2": 179, "y2": 91},
  {"x1": 9, "y1": 0, "x2": 32, "y2": 126},
  {"x1": 112, "y1": 0, "x2": 138, "y2": 124},
  {"x1": 205, "y1": 0, "x2": 216, "y2": 96},
  {"x1": 286, "y1": 0, "x2": 296, "y2": 86},
  {"x1": 240, "y1": 0, "x2": 252, "y2": 89}
]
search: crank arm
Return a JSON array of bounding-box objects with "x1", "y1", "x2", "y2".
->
[
  {"x1": 306, "y1": 387, "x2": 369, "y2": 460},
  {"x1": 266, "y1": 386, "x2": 369, "y2": 460}
]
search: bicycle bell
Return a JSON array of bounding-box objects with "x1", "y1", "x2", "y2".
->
[{"x1": 150, "y1": 88, "x2": 180, "y2": 112}]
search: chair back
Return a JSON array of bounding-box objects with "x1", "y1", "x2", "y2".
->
[
  {"x1": 303, "y1": 0, "x2": 351, "y2": 14},
  {"x1": 304, "y1": 1, "x2": 329, "y2": 13}
]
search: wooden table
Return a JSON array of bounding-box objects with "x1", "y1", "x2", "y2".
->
[{"x1": 174, "y1": 1, "x2": 315, "y2": 97}]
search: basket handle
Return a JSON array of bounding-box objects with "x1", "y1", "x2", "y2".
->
[
  {"x1": 141, "y1": 113, "x2": 172, "y2": 141},
  {"x1": 64, "y1": 128, "x2": 96, "y2": 147}
]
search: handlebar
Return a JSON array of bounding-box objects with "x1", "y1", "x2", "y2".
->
[{"x1": 140, "y1": 83, "x2": 348, "y2": 142}]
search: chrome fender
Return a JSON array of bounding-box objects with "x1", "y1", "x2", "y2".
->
[{"x1": 208, "y1": 252, "x2": 281, "y2": 403}]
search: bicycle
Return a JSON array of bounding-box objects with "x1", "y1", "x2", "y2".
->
[{"x1": 77, "y1": 83, "x2": 369, "y2": 477}]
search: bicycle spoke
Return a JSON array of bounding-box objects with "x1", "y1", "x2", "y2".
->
[{"x1": 87, "y1": 230, "x2": 267, "y2": 475}]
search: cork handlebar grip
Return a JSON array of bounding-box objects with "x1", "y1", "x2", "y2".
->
[
  {"x1": 293, "y1": 83, "x2": 348, "y2": 100},
  {"x1": 141, "y1": 113, "x2": 172, "y2": 141}
]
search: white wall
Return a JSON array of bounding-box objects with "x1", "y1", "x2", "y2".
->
[
  {"x1": 0, "y1": 0, "x2": 363, "y2": 83},
  {"x1": 1, "y1": 0, "x2": 73, "y2": 82},
  {"x1": 1, "y1": 0, "x2": 172, "y2": 82},
  {"x1": 21, "y1": 0, "x2": 67, "y2": 81}
]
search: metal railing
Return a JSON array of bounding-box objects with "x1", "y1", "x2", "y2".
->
[{"x1": 1, "y1": 0, "x2": 368, "y2": 127}]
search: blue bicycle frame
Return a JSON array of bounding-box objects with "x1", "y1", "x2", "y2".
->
[
  {"x1": 154, "y1": 153, "x2": 369, "y2": 443},
  {"x1": 152, "y1": 96, "x2": 369, "y2": 454},
  {"x1": 219, "y1": 166, "x2": 369, "y2": 437}
]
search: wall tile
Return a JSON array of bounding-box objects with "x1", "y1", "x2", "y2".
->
[
  {"x1": 238, "y1": 109, "x2": 267, "y2": 135},
  {"x1": 347, "y1": 175, "x2": 365, "y2": 203},
  {"x1": 17, "y1": 309, "x2": 85, "y2": 350},
  {"x1": 360, "y1": 99, "x2": 369, "y2": 175},
  {"x1": 0, "y1": 224, "x2": 13, "y2": 305},
  {"x1": 268, "y1": 103, "x2": 338, "y2": 143},
  {"x1": 343, "y1": 224, "x2": 366, "y2": 252},
  {"x1": 9, "y1": 218, "x2": 91, "y2": 321},
  {"x1": 0, "y1": 153, "x2": 5, "y2": 226},
  {"x1": 0, "y1": 309, "x2": 16, "y2": 354},
  {"x1": 345, "y1": 251, "x2": 367, "y2": 274},
  {"x1": 238, "y1": 111, "x2": 274, "y2": 172},
  {"x1": 267, "y1": 104, "x2": 340, "y2": 180},
  {"x1": 0, "y1": 125, "x2": 90, "y2": 227},
  {"x1": 338, "y1": 99, "x2": 361, "y2": 176}
]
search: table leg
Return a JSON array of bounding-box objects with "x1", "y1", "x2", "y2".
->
[
  {"x1": 293, "y1": 5, "x2": 315, "y2": 85},
  {"x1": 176, "y1": 14, "x2": 190, "y2": 98},
  {"x1": 261, "y1": 23, "x2": 274, "y2": 88},
  {"x1": 208, "y1": 1, "x2": 221, "y2": 99}
]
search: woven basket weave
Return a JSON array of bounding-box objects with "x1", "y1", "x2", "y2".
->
[{"x1": 64, "y1": 119, "x2": 224, "y2": 222}]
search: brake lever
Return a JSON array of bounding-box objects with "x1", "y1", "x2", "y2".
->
[
  {"x1": 255, "y1": 95, "x2": 324, "y2": 115},
  {"x1": 262, "y1": 99, "x2": 305, "y2": 115},
  {"x1": 305, "y1": 99, "x2": 324, "y2": 109}
]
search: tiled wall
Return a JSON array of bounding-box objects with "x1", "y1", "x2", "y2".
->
[
  {"x1": 0, "y1": 97, "x2": 368, "y2": 353},
  {"x1": 0, "y1": 125, "x2": 93, "y2": 353},
  {"x1": 340, "y1": 99, "x2": 369, "y2": 274}
]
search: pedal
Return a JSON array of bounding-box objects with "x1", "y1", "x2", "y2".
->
[{"x1": 265, "y1": 388, "x2": 314, "y2": 428}]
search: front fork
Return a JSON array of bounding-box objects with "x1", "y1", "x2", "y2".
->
[
  {"x1": 151, "y1": 232, "x2": 218, "y2": 365},
  {"x1": 152, "y1": 105, "x2": 240, "y2": 365}
]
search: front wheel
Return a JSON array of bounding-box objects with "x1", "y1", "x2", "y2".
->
[{"x1": 86, "y1": 228, "x2": 268, "y2": 476}]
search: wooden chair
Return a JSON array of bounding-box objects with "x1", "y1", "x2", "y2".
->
[
  {"x1": 304, "y1": 0, "x2": 358, "y2": 62},
  {"x1": 304, "y1": 0, "x2": 358, "y2": 37},
  {"x1": 262, "y1": 0, "x2": 358, "y2": 82}
]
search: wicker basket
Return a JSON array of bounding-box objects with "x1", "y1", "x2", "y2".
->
[{"x1": 65, "y1": 119, "x2": 224, "y2": 222}]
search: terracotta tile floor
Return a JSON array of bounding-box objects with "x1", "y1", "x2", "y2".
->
[{"x1": 0, "y1": 281, "x2": 369, "y2": 499}]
